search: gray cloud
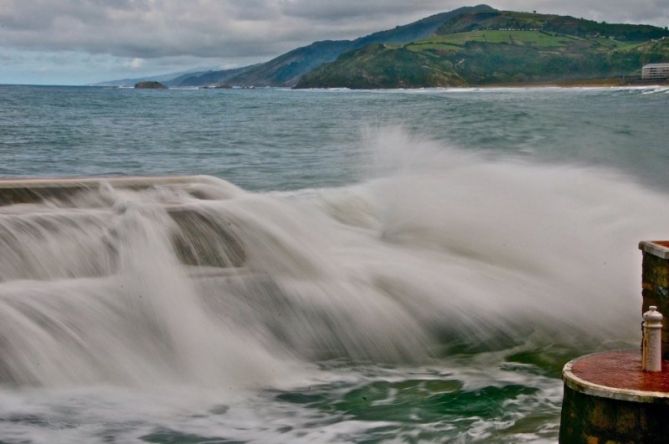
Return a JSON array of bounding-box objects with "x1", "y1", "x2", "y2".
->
[
  {"x1": 277, "y1": 0, "x2": 447, "y2": 21},
  {"x1": 0, "y1": 0, "x2": 667, "y2": 62}
]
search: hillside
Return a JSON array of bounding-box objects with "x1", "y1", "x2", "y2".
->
[
  {"x1": 435, "y1": 9, "x2": 669, "y2": 41},
  {"x1": 184, "y1": 40, "x2": 353, "y2": 87},
  {"x1": 297, "y1": 10, "x2": 669, "y2": 89},
  {"x1": 168, "y1": 64, "x2": 262, "y2": 87},
  {"x1": 173, "y1": 5, "x2": 495, "y2": 87},
  {"x1": 100, "y1": 5, "x2": 669, "y2": 89}
]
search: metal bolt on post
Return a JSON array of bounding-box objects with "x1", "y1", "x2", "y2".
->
[{"x1": 642, "y1": 306, "x2": 663, "y2": 372}]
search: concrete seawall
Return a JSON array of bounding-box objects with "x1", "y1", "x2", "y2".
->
[
  {"x1": 0, "y1": 176, "x2": 219, "y2": 205},
  {"x1": 0, "y1": 176, "x2": 246, "y2": 269}
]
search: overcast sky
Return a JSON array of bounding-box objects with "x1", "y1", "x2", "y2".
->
[{"x1": 1, "y1": 0, "x2": 668, "y2": 85}]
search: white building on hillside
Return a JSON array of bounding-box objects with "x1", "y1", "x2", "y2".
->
[{"x1": 642, "y1": 63, "x2": 669, "y2": 80}]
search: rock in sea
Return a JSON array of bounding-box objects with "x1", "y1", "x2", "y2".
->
[{"x1": 134, "y1": 81, "x2": 167, "y2": 89}]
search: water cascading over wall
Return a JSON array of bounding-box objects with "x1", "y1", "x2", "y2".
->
[
  {"x1": 2, "y1": 155, "x2": 669, "y2": 390},
  {"x1": 0, "y1": 176, "x2": 434, "y2": 388}
]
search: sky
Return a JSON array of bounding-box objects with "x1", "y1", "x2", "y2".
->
[{"x1": 1, "y1": 0, "x2": 668, "y2": 85}]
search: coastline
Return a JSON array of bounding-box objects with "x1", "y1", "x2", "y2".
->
[
  {"x1": 483, "y1": 78, "x2": 669, "y2": 88},
  {"x1": 295, "y1": 82, "x2": 669, "y2": 93},
  {"x1": 3, "y1": 80, "x2": 667, "y2": 91},
  {"x1": 295, "y1": 77, "x2": 669, "y2": 91}
]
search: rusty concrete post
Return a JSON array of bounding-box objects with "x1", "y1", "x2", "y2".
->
[{"x1": 639, "y1": 241, "x2": 669, "y2": 360}]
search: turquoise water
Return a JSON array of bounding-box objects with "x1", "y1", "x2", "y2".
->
[{"x1": 0, "y1": 85, "x2": 668, "y2": 443}]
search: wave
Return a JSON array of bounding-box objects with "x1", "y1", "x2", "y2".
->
[{"x1": 0, "y1": 127, "x2": 665, "y2": 388}]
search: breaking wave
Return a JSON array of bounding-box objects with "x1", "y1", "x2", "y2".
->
[{"x1": 0, "y1": 128, "x2": 664, "y2": 389}]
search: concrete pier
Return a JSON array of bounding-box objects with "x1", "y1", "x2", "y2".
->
[
  {"x1": 560, "y1": 351, "x2": 669, "y2": 443},
  {"x1": 559, "y1": 240, "x2": 669, "y2": 443}
]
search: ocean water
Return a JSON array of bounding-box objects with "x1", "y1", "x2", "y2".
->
[{"x1": 0, "y1": 85, "x2": 668, "y2": 443}]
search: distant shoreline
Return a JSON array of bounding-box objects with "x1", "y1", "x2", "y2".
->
[
  {"x1": 483, "y1": 78, "x2": 669, "y2": 88},
  {"x1": 2, "y1": 81, "x2": 667, "y2": 90},
  {"x1": 294, "y1": 78, "x2": 669, "y2": 91}
]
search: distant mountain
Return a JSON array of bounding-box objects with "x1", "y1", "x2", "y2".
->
[
  {"x1": 100, "y1": 5, "x2": 669, "y2": 89},
  {"x1": 297, "y1": 8, "x2": 669, "y2": 88},
  {"x1": 353, "y1": 4, "x2": 495, "y2": 47},
  {"x1": 434, "y1": 9, "x2": 669, "y2": 41},
  {"x1": 95, "y1": 68, "x2": 216, "y2": 87},
  {"x1": 173, "y1": 5, "x2": 495, "y2": 87},
  {"x1": 181, "y1": 40, "x2": 353, "y2": 87},
  {"x1": 169, "y1": 64, "x2": 262, "y2": 87}
]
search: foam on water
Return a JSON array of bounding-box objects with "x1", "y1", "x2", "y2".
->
[
  {"x1": 1, "y1": 127, "x2": 668, "y2": 441},
  {"x1": 1, "y1": 128, "x2": 665, "y2": 381}
]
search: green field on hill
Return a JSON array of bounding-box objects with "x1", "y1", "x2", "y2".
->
[
  {"x1": 410, "y1": 30, "x2": 581, "y2": 48},
  {"x1": 297, "y1": 8, "x2": 669, "y2": 89},
  {"x1": 297, "y1": 30, "x2": 669, "y2": 88}
]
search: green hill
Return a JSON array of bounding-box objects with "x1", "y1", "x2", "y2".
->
[
  {"x1": 297, "y1": 9, "x2": 669, "y2": 88},
  {"x1": 172, "y1": 5, "x2": 495, "y2": 87},
  {"x1": 107, "y1": 5, "x2": 669, "y2": 88},
  {"x1": 434, "y1": 9, "x2": 669, "y2": 41}
]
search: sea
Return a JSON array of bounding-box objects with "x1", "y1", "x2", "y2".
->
[{"x1": 0, "y1": 84, "x2": 668, "y2": 443}]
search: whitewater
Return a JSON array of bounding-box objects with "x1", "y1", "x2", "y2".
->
[{"x1": 0, "y1": 85, "x2": 667, "y2": 443}]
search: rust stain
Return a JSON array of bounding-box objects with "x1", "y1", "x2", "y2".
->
[{"x1": 571, "y1": 351, "x2": 669, "y2": 393}]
